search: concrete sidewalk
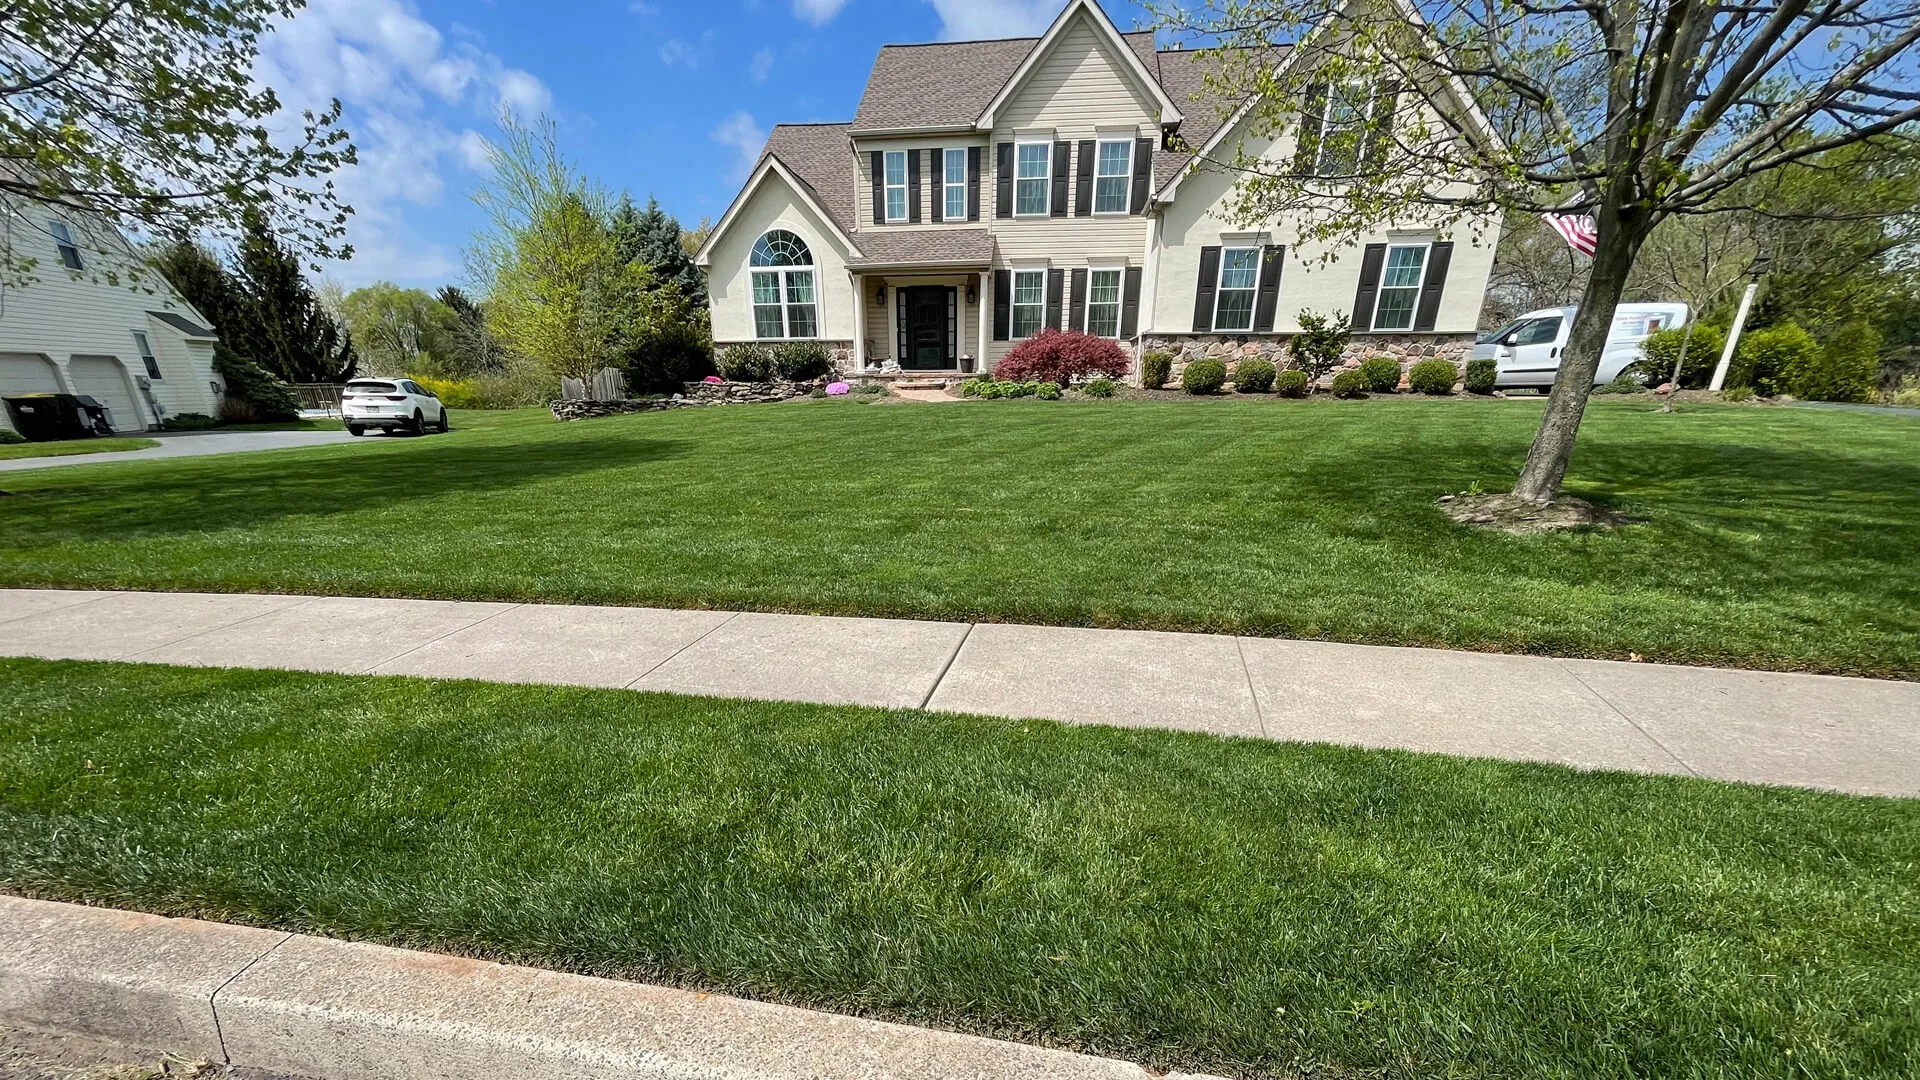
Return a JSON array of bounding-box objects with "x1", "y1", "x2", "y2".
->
[
  {"x1": 1, "y1": 588, "x2": 1914, "y2": 797},
  {"x1": 0, "y1": 429, "x2": 360, "y2": 473},
  {"x1": 0, "y1": 895, "x2": 1210, "y2": 1080}
]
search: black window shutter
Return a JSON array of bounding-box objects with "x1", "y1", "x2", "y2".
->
[
  {"x1": 1075, "y1": 141, "x2": 1095, "y2": 217},
  {"x1": 931, "y1": 150, "x2": 943, "y2": 223},
  {"x1": 1294, "y1": 84, "x2": 1328, "y2": 175},
  {"x1": 908, "y1": 150, "x2": 922, "y2": 224},
  {"x1": 1130, "y1": 137, "x2": 1152, "y2": 214},
  {"x1": 1121, "y1": 267, "x2": 1142, "y2": 338},
  {"x1": 1413, "y1": 241, "x2": 1453, "y2": 332},
  {"x1": 1192, "y1": 246, "x2": 1221, "y2": 333},
  {"x1": 1068, "y1": 268, "x2": 1088, "y2": 331},
  {"x1": 1050, "y1": 141, "x2": 1069, "y2": 218},
  {"x1": 1045, "y1": 268, "x2": 1064, "y2": 330},
  {"x1": 995, "y1": 143, "x2": 1014, "y2": 219},
  {"x1": 993, "y1": 269, "x2": 1012, "y2": 340},
  {"x1": 870, "y1": 152, "x2": 885, "y2": 224},
  {"x1": 968, "y1": 147, "x2": 982, "y2": 221},
  {"x1": 1252, "y1": 244, "x2": 1286, "y2": 332},
  {"x1": 1362, "y1": 87, "x2": 1399, "y2": 171},
  {"x1": 1353, "y1": 243, "x2": 1387, "y2": 331}
]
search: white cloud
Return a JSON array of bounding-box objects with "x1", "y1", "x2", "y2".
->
[
  {"x1": 254, "y1": 0, "x2": 555, "y2": 287},
  {"x1": 658, "y1": 38, "x2": 696, "y2": 67},
  {"x1": 710, "y1": 111, "x2": 767, "y2": 180},
  {"x1": 749, "y1": 48, "x2": 775, "y2": 83},
  {"x1": 793, "y1": 0, "x2": 850, "y2": 25},
  {"x1": 925, "y1": 0, "x2": 1060, "y2": 40},
  {"x1": 628, "y1": 1, "x2": 660, "y2": 13}
]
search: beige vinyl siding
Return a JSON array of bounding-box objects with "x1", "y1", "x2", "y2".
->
[
  {"x1": 851, "y1": 138, "x2": 989, "y2": 234},
  {"x1": 995, "y1": 16, "x2": 1161, "y2": 131},
  {"x1": 704, "y1": 171, "x2": 857, "y2": 345},
  {"x1": 862, "y1": 274, "x2": 984, "y2": 365},
  {"x1": 0, "y1": 209, "x2": 220, "y2": 431},
  {"x1": 1148, "y1": 92, "x2": 1499, "y2": 336}
]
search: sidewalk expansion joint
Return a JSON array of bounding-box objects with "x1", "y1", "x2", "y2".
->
[
  {"x1": 919, "y1": 622, "x2": 975, "y2": 710},
  {"x1": 119, "y1": 595, "x2": 324, "y2": 662},
  {"x1": 626, "y1": 610, "x2": 741, "y2": 689},
  {"x1": 1558, "y1": 660, "x2": 1701, "y2": 778},
  {"x1": 207, "y1": 931, "x2": 292, "y2": 1065},
  {"x1": 364, "y1": 601, "x2": 527, "y2": 674},
  {"x1": 1234, "y1": 637, "x2": 1268, "y2": 739}
]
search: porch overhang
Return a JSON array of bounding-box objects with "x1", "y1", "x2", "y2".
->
[{"x1": 845, "y1": 229, "x2": 994, "y2": 272}]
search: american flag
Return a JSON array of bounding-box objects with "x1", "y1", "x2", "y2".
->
[{"x1": 1542, "y1": 212, "x2": 1598, "y2": 257}]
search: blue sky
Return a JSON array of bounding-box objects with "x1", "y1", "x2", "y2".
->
[{"x1": 261, "y1": 0, "x2": 1157, "y2": 291}]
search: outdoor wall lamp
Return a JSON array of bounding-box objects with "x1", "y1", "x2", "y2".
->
[
  {"x1": 966, "y1": 282, "x2": 978, "y2": 304},
  {"x1": 874, "y1": 283, "x2": 887, "y2": 305}
]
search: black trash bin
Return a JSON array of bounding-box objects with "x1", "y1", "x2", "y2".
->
[
  {"x1": 3, "y1": 393, "x2": 94, "y2": 441},
  {"x1": 72, "y1": 395, "x2": 116, "y2": 436}
]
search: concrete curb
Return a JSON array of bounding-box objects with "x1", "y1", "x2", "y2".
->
[{"x1": 1, "y1": 896, "x2": 1225, "y2": 1080}]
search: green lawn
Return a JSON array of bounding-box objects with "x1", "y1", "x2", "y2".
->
[
  {"x1": 2, "y1": 658, "x2": 1914, "y2": 1079},
  {"x1": 0, "y1": 436, "x2": 158, "y2": 460},
  {"x1": 0, "y1": 399, "x2": 1914, "y2": 676}
]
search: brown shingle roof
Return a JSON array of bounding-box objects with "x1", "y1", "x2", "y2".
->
[
  {"x1": 847, "y1": 229, "x2": 995, "y2": 269},
  {"x1": 851, "y1": 32, "x2": 1161, "y2": 133},
  {"x1": 1153, "y1": 46, "x2": 1286, "y2": 191},
  {"x1": 758, "y1": 123, "x2": 858, "y2": 239}
]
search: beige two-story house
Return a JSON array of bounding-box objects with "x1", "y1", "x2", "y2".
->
[{"x1": 694, "y1": 0, "x2": 1498, "y2": 381}]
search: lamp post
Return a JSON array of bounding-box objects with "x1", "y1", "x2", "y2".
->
[{"x1": 1708, "y1": 250, "x2": 1773, "y2": 392}]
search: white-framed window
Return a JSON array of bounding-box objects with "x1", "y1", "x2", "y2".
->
[
  {"x1": 944, "y1": 148, "x2": 967, "y2": 221},
  {"x1": 1011, "y1": 269, "x2": 1046, "y2": 338},
  {"x1": 1014, "y1": 142, "x2": 1050, "y2": 216},
  {"x1": 883, "y1": 150, "x2": 908, "y2": 222},
  {"x1": 749, "y1": 230, "x2": 818, "y2": 340},
  {"x1": 1085, "y1": 268, "x2": 1124, "y2": 337},
  {"x1": 131, "y1": 331, "x2": 161, "y2": 379},
  {"x1": 1093, "y1": 140, "x2": 1132, "y2": 214},
  {"x1": 1371, "y1": 243, "x2": 1428, "y2": 331},
  {"x1": 1314, "y1": 82, "x2": 1374, "y2": 177},
  {"x1": 1212, "y1": 247, "x2": 1260, "y2": 332},
  {"x1": 48, "y1": 220, "x2": 83, "y2": 270}
]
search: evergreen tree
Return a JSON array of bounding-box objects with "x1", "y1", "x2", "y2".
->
[
  {"x1": 612, "y1": 194, "x2": 705, "y2": 294},
  {"x1": 151, "y1": 241, "x2": 243, "y2": 338},
  {"x1": 430, "y1": 285, "x2": 507, "y2": 375},
  {"x1": 231, "y1": 212, "x2": 358, "y2": 384}
]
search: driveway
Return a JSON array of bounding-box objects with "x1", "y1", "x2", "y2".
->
[{"x1": 0, "y1": 429, "x2": 363, "y2": 473}]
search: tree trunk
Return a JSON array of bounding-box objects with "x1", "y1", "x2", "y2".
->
[{"x1": 1511, "y1": 206, "x2": 1651, "y2": 503}]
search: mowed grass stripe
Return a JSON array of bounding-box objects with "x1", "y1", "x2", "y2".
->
[
  {"x1": 2, "y1": 659, "x2": 1916, "y2": 1078},
  {"x1": 0, "y1": 400, "x2": 1914, "y2": 675}
]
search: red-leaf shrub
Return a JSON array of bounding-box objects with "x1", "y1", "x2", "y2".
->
[{"x1": 994, "y1": 329, "x2": 1131, "y2": 385}]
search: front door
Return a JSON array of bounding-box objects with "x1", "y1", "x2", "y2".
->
[{"x1": 900, "y1": 286, "x2": 952, "y2": 370}]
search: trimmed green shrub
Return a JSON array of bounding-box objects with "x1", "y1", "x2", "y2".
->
[
  {"x1": 1182, "y1": 358, "x2": 1227, "y2": 394},
  {"x1": 1785, "y1": 322, "x2": 1879, "y2": 403},
  {"x1": 1035, "y1": 382, "x2": 1062, "y2": 400},
  {"x1": 1233, "y1": 358, "x2": 1276, "y2": 393},
  {"x1": 1273, "y1": 369, "x2": 1310, "y2": 398},
  {"x1": 1731, "y1": 322, "x2": 1817, "y2": 396},
  {"x1": 1634, "y1": 324, "x2": 1726, "y2": 389},
  {"x1": 1592, "y1": 374, "x2": 1644, "y2": 395},
  {"x1": 717, "y1": 343, "x2": 774, "y2": 382},
  {"x1": 1289, "y1": 309, "x2": 1350, "y2": 383},
  {"x1": 1407, "y1": 359, "x2": 1459, "y2": 395},
  {"x1": 161, "y1": 413, "x2": 218, "y2": 431},
  {"x1": 1356, "y1": 356, "x2": 1401, "y2": 393},
  {"x1": 0, "y1": 428, "x2": 26, "y2": 444},
  {"x1": 1465, "y1": 358, "x2": 1497, "y2": 395},
  {"x1": 1141, "y1": 350, "x2": 1174, "y2": 389},
  {"x1": 854, "y1": 381, "x2": 889, "y2": 396},
  {"x1": 772, "y1": 341, "x2": 834, "y2": 382},
  {"x1": 412, "y1": 375, "x2": 486, "y2": 410},
  {"x1": 809, "y1": 387, "x2": 828, "y2": 399},
  {"x1": 1721, "y1": 385, "x2": 1755, "y2": 402},
  {"x1": 1081, "y1": 378, "x2": 1116, "y2": 398},
  {"x1": 1329, "y1": 370, "x2": 1369, "y2": 398}
]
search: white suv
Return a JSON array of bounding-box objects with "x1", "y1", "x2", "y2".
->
[{"x1": 342, "y1": 379, "x2": 449, "y2": 436}]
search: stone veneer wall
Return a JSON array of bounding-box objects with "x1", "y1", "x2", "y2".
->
[{"x1": 1140, "y1": 333, "x2": 1478, "y2": 387}]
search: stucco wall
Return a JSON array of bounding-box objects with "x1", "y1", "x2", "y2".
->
[{"x1": 705, "y1": 171, "x2": 858, "y2": 346}]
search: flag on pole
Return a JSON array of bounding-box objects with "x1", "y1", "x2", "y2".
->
[{"x1": 1542, "y1": 212, "x2": 1598, "y2": 257}]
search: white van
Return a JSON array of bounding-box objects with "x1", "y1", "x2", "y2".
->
[{"x1": 1472, "y1": 303, "x2": 1690, "y2": 390}]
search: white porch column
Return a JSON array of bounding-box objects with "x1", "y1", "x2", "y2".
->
[
  {"x1": 852, "y1": 272, "x2": 866, "y2": 370},
  {"x1": 977, "y1": 271, "x2": 990, "y2": 374}
]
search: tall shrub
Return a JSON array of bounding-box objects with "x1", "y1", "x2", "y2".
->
[
  {"x1": 1787, "y1": 322, "x2": 1880, "y2": 403},
  {"x1": 1141, "y1": 350, "x2": 1174, "y2": 389},
  {"x1": 1635, "y1": 324, "x2": 1726, "y2": 389},
  {"x1": 1732, "y1": 322, "x2": 1818, "y2": 396},
  {"x1": 1289, "y1": 309, "x2": 1350, "y2": 385},
  {"x1": 994, "y1": 329, "x2": 1131, "y2": 385},
  {"x1": 772, "y1": 341, "x2": 834, "y2": 381},
  {"x1": 717, "y1": 343, "x2": 773, "y2": 381}
]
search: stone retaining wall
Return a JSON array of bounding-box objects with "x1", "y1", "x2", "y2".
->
[
  {"x1": 551, "y1": 380, "x2": 824, "y2": 421},
  {"x1": 1141, "y1": 333, "x2": 1477, "y2": 387}
]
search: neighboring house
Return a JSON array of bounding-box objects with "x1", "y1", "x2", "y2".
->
[
  {"x1": 694, "y1": 0, "x2": 1499, "y2": 382},
  {"x1": 0, "y1": 206, "x2": 222, "y2": 434}
]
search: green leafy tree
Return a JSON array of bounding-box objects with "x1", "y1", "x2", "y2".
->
[
  {"x1": 339, "y1": 282, "x2": 454, "y2": 376},
  {"x1": 0, "y1": 0, "x2": 354, "y2": 285},
  {"x1": 428, "y1": 286, "x2": 508, "y2": 376},
  {"x1": 1154, "y1": 0, "x2": 1920, "y2": 503},
  {"x1": 229, "y1": 212, "x2": 356, "y2": 383},
  {"x1": 468, "y1": 115, "x2": 638, "y2": 386},
  {"x1": 1289, "y1": 309, "x2": 1351, "y2": 386}
]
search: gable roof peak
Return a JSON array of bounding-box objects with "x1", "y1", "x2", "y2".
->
[{"x1": 974, "y1": 0, "x2": 1181, "y2": 130}]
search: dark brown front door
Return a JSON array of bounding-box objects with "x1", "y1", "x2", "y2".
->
[{"x1": 901, "y1": 286, "x2": 952, "y2": 370}]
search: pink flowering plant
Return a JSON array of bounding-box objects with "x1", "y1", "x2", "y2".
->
[{"x1": 826, "y1": 381, "x2": 851, "y2": 396}]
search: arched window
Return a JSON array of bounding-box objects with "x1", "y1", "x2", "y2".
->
[{"x1": 749, "y1": 230, "x2": 817, "y2": 339}]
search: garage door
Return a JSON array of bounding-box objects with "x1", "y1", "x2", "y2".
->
[
  {"x1": 67, "y1": 356, "x2": 146, "y2": 432},
  {"x1": 1, "y1": 353, "x2": 64, "y2": 433}
]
